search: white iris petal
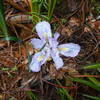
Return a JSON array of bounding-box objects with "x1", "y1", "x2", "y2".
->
[
  {"x1": 29, "y1": 61, "x2": 41, "y2": 72},
  {"x1": 58, "y1": 43, "x2": 81, "y2": 57},
  {"x1": 36, "y1": 21, "x2": 52, "y2": 39},
  {"x1": 31, "y1": 38, "x2": 46, "y2": 49},
  {"x1": 50, "y1": 48, "x2": 64, "y2": 69}
]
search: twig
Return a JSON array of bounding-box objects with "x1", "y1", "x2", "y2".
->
[
  {"x1": 74, "y1": 75, "x2": 100, "y2": 78},
  {"x1": 42, "y1": 78, "x2": 77, "y2": 89}
]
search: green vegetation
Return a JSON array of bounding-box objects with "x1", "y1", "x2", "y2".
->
[{"x1": 0, "y1": 0, "x2": 9, "y2": 38}]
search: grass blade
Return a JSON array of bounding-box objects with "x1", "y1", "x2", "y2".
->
[
  {"x1": 48, "y1": 0, "x2": 57, "y2": 21},
  {"x1": 0, "y1": 0, "x2": 4, "y2": 13},
  {"x1": 0, "y1": 11, "x2": 9, "y2": 37},
  {"x1": 72, "y1": 78, "x2": 100, "y2": 92},
  {"x1": 27, "y1": 91, "x2": 38, "y2": 100},
  {"x1": 0, "y1": 0, "x2": 9, "y2": 38},
  {"x1": 83, "y1": 94, "x2": 100, "y2": 100},
  {"x1": 31, "y1": 0, "x2": 44, "y2": 23},
  {"x1": 3, "y1": 36, "x2": 20, "y2": 41},
  {"x1": 56, "y1": 80, "x2": 73, "y2": 100},
  {"x1": 83, "y1": 63, "x2": 100, "y2": 69},
  {"x1": 88, "y1": 77, "x2": 100, "y2": 87}
]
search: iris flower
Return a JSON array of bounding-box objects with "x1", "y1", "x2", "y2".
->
[{"x1": 29, "y1": 21, "x2": 81, "y2": 72}]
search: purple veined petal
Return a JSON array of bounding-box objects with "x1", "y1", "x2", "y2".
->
[
  {"x1": 54, "y1": 32, "x2": 60, "y2": 40},
  {"x1": 51, "y1": 48, "x2": 64, "y2": 69},
  {"x1": 41, "y1": 47, "x2": 50, "y2": 65},
  {"x1": 29, "y1": 52, "x2": 43, "y2": 72},
  {"x1": 29, "y1": 49, "x2": 50, "y2": 72},
  {"x1": 48, "y1": 33, "x2": 59, "y2": 48},
  {"x1": 31, "y1": 38, "x2": 46, "y2": 49},
  {"x1": 29, "y1": 51, "x2": 45, "y2": 72},
  {"x1": 35, "y1": 51, "x2": 46, "y2": 65},
  {"x1": 36, "y1": 21, "x2": 52, "y2": 39},
  {"x1": 58, "y1": 43, "x2": 81, "y2": 57},
  {"x1": 29, "y1": 61, "x2": 41, "y2": 72},
  {"x1": 48, "y1": 37, "x2": 59, "y2": 49}
]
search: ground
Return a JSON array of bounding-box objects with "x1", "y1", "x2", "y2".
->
[{"x1": 0, "y1": 0, "x2": 100, "y2": 100}]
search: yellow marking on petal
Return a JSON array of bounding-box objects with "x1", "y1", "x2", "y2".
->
[
  {"x1": 59, "y1": 48, "x2": 69, "y2": 51},
  {"x1": 43, "y1": 33, "x2": 48, "y2": 38},
  {"x1": 37, "y1": 55, "x2": 45, "y2": 61}
]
